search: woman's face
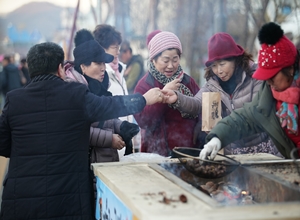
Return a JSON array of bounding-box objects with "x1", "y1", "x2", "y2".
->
[
  {"x1": 267, "y1": 70, "x2": 294, "y2": 92},
  {"x1": 153, "y1": 49, "x2": 180, "y2": 78},
  {"x1": 81, "y1": 62, "x2": 106, "y2": 82},
  {"x1": 105, "y1": 44, "x2": 120, "y2": 64},
  {"x1": 211, "y1": 60, "x2": 235, "y2": 81}
]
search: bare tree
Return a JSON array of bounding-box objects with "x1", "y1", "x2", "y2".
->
[
  {"x1": 93, "y1": 0, "x2": 300, "y2": 85},
  {"x1": 149, "y1": 0, "x2": 159, "y2": 32}
]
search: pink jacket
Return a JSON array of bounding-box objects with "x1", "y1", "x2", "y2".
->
[{"x1": 64, "y1": 62, "x2": 121, "y2": 162}]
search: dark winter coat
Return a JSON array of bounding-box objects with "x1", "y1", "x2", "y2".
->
[
  {"x1": 134, "y1": 73, "x2": 200, "y2": 156},
  {"x1": 0, "y1": 74, "x2": 146, "y2": 219},
  {"x1": 0, "y1": 63, "x2": 22, "y2": 95},
  {"x1": 206, "y1": 81, "x2": 298, "y2": 159}
]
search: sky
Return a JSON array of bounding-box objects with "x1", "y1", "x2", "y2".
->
[{"x1": 0, "y1": 0, "x2": 97, "y2": 14}]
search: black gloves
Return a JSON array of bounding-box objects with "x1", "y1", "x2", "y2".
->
[
  {"x1": 124, "y1": 140, "x2": 133, "y2": 156},
  {"x1": 119, "y1": 121, "x2": 140, "y2": 155}
]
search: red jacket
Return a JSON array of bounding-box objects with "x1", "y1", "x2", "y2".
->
[{"x1": 134, "y1": 73, "x2": 200, "y2": 156}]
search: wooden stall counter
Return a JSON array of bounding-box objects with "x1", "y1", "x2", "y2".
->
[{"x1": 92, "y1": 154, "x2": 300, "y2": 220}]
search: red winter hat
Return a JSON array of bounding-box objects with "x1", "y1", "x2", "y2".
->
[
  {"x1": 205, "y1": 32, "x2": 244, "y2": 67},
  {"x1": 146, "y1": 30, "x2": 161, "y2": 46},
  {"x1": 253, "y1": 22, "x2": 297, "y2": 80}
]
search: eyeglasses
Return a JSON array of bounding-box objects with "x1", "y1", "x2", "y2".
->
[{"x1": 109, "y1": 45, "x2": 120, "y2": 52}]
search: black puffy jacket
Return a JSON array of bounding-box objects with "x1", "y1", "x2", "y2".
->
[{"x1": 0, "y1": 75, "x2": 146, "y2": 219}]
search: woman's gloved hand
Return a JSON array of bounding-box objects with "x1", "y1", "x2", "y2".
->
[
  {"x1": 120, "y1": 121, "x2": 140, "y2": 141},
  {"x1": 199, "y1": 137, "x2": 221, "y2": 160},
  {"x1": 119, "y1": 121, "x2": 140, "y2": 155}
]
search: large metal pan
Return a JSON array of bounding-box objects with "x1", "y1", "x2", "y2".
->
[{"x1": 172, "y1": 147, "x2": 240, "y2": 179}]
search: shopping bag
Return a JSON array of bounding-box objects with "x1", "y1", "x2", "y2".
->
[{"x1": 202, "y1": 92, "x2": 222, "y2": 131}]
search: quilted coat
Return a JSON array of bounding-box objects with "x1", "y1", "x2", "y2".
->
[
  {"x1": 206, "y1": 81, "x2": 299, "y2": 159},
  {"x1": 175, "y1": 67, "x2": 275, "y2": 154},
  {"x1": 0, "y1": 75, "x2": 146, "y2": 219}
]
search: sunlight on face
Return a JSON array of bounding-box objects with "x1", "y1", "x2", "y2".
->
[
  {"x1": 153, "y1": 49, "x2": 180, "y2": 78},
  {"x1": 81, "y1": 62, "x2": 106, "y2": 82},
  {"x1": 211, "y1": 60, "x2": 235, "y2": 81}
]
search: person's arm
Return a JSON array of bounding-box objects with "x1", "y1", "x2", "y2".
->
[
  {"x1": 90, "y1": 126, "x2": 113, "y2": 148},
  {"x1": 173, "y1": 76, "x2": 201, "y2": 114},
  {"x1": 0, "y1": 98, "x2": 11, "y2": 157},
  {"x1": 206, "y1": 104, "x2": 262, "y2": 147},
  {"x1": 163, "y1": 87, "x2": 203, "y2": 115},
  {"x1": 85, "y1": 87, "x2": 161, "y2": 123},
  {"x1": 200, "y1": 106, "x2": 263, "y2": 160}
]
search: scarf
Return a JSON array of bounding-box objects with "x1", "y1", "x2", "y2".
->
[
  {"x1": 216, "y1": 66, "x2": 244, "y2": 95},
  {"x1": 109, "y1": 58, "x2": 121, "y2": 82},
  {"x1": 84, "y1": 73, "x2": 112, "y2": 97},
  {"x1": 271, "y1": 72, "x2": 300, "y2": 135},
  {"x1": 148, "y1": 62, "x2": 196, "y2": 118},
  {"x1": 217, "y1": 73, "x2": 237, "y2": 95}
]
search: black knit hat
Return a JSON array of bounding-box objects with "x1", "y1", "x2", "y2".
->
[{"x1": 73, "y1": 29, "x2": 113, "y2": 66}]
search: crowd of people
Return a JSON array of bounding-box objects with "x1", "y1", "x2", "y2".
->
[{"x1": 0, "y1": 21, "x2": 300, "y2": 218}]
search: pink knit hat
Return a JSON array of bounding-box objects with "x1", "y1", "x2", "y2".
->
[
  {"x1": 148, "y1": 31, "x2": 182, "y2": 60},
  {"x1": 205, "y1": 32, "x2": 244, "y2": 67}
]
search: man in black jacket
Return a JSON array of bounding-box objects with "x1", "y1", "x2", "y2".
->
[
  {"x1": 0, "y1": 56, "x2": 23, "y2": 96},
  {"x1": 0, "y1": 42, "x2": 162, "y2": 220}
]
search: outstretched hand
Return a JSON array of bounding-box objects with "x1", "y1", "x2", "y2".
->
[
  {"x1": 143, "y1": 87, "x2": 164, "y2": 105},
  {"x1": 163, "y1": 78, "x2": 181, "y2": 91},
  {"x1": 142, "y1": 87, "x2": 179, "y2": 105},
  {"x1": 161, "y1": 89, "x2": 178, "y2": 104}
]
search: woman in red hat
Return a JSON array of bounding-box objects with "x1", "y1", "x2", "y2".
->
[
  {"x1": 164, "y1": 32, "x2": 278, "y2": 156},
  {"x1": 199, "y1": 22, "x2": 300, "y2": 160}
]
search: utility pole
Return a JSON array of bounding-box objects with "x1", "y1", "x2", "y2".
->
[{"x1": 67, "y1": 0, "x2": 80, "y2": 60}]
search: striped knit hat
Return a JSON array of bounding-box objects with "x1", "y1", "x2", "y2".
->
[{"x1": 148, "y1": 31, "x2": 182, "y2": 60}]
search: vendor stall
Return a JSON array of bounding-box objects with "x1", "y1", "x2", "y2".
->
[{"x1": 92, "y1": 153, "x2": 300, "y2": 220}]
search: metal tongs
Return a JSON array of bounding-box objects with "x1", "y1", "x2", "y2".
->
[{"x1": 290, "y1": 148, "x2": 300, "y2": 176}]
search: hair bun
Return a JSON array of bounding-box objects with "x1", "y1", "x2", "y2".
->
[
  {"x1": 74, "y1": 29, "x2": 94, "y2": 47},
  {"x1": 258, "y1": 22, "x2": 284, "y2": 45}
]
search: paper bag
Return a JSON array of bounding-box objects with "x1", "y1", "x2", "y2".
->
[{"x1": 202, "y1": 92, "x2": 222, "y2": 131}]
